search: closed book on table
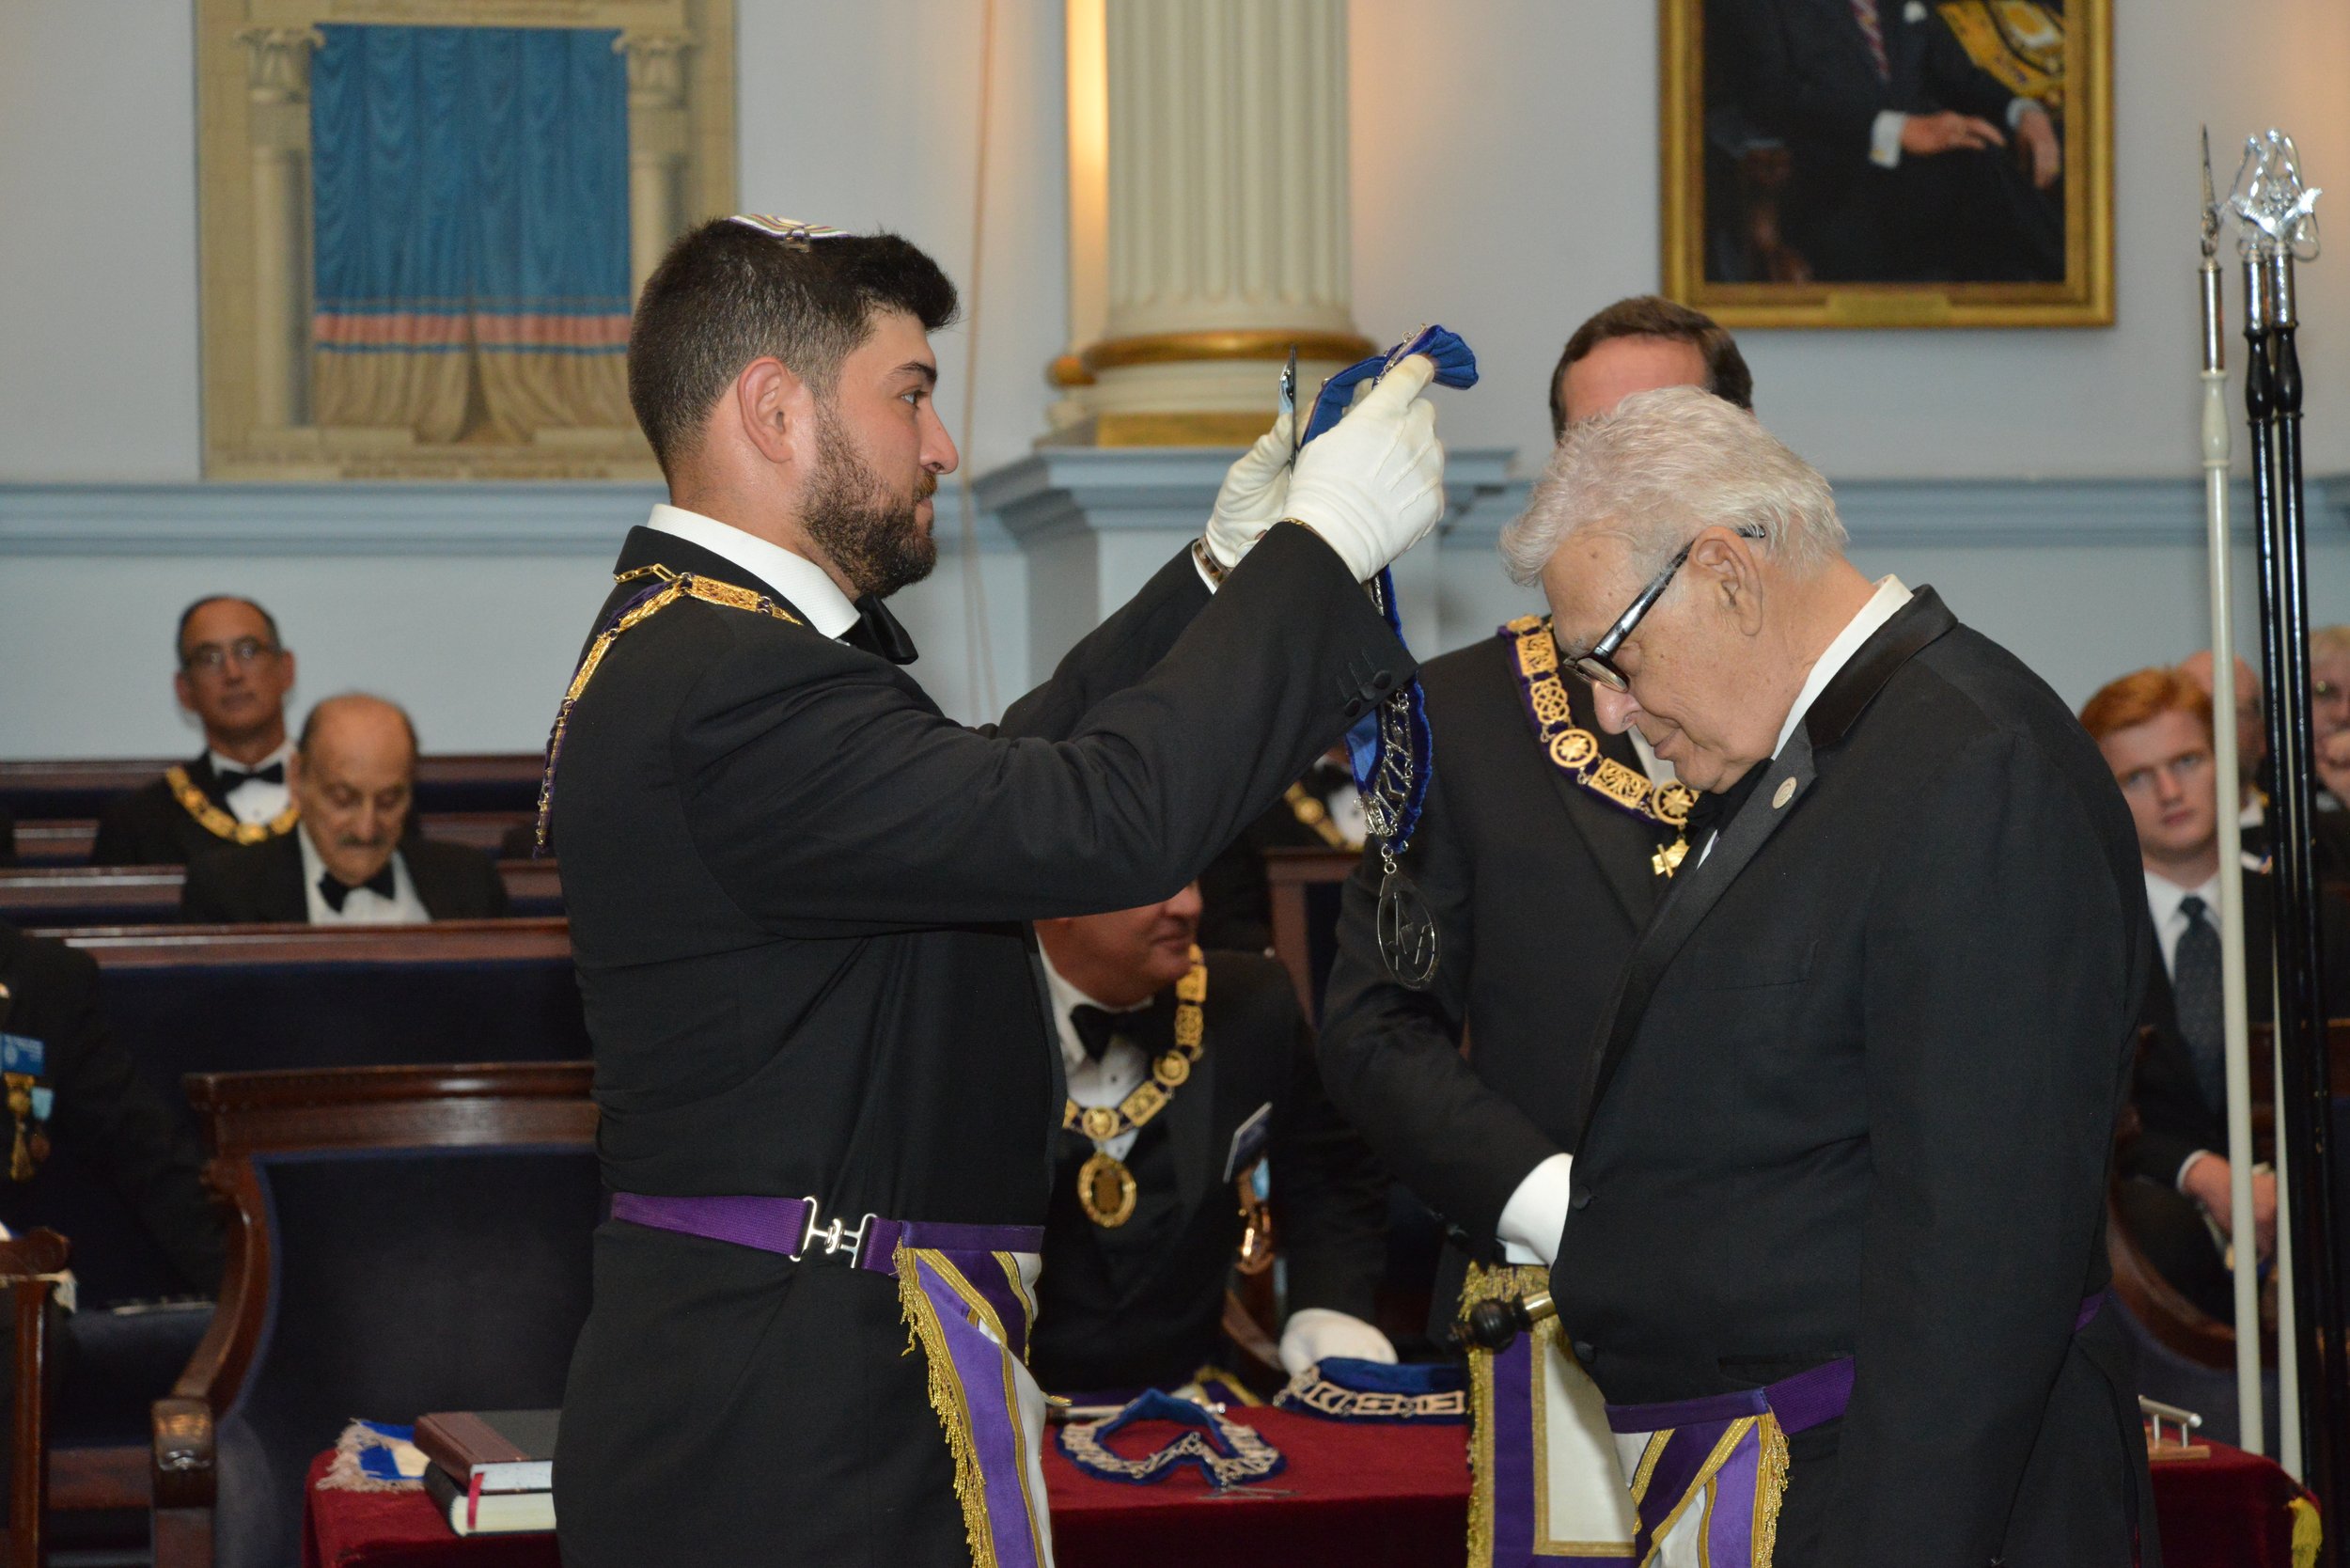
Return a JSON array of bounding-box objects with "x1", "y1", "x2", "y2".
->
[
  {"x1": 414, "y1": 1408, "x2": 558, "y2": 1492},
  {"x1": 423, "y1": 1466, "x2": 556, "y2": 1536}
]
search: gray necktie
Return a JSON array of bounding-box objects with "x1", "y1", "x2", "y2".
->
[{"x1": 2173, "y1": 895, "x2": 2227, "y2": 1115}]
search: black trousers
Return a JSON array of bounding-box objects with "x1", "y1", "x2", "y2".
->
[
  {"x1": 556, "y1": 1222, "x2": 969, "y2": 1568},
  {"x1": 1769, "y1": 1314, "x2": 2157, "y2": 1568}
]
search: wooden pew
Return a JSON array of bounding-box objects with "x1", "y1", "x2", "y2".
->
[
  {"x1": 2108, "y1": 1019, "x2": 2350, "y2": 1372},
  {"x1": 0, "y1": 860, "x2": 562, "y2": 926},
  {"x1": 9, "y1": 809, "x2": 535, "y2": 867},
  {"x1": 24, "y1": 920, "x2": 586, "y2": 1312},
  {"x1": 0, "y1": 753, "x2": 542, "y2": 822}
]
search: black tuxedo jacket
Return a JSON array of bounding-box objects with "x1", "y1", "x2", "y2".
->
[
  {"x1": 1556, "y1": 589, "x2": 2154, "y2": 1567},
  {"x1": 91, "y1": 754, "x2": 293, "y2": 867},
  {"x1": 1320, "y1": 633, "x2": 1675, "y2": 1248},
  {"x1": 548, "y1": 522, "x2": 1409, "y2": 1568},
  {"x1": 179, "y1": 833, "x2": 508, "y2": 923},
  {"x1": 0, "y1": 922, "x2": 222, "y2": 1294},
  {"x1": 1719, "y1": 0, "x2": 2014, "y2": 164},
  {"x1": 1030, "y1": 950, "x2": 1386, "y2": 1393},
  {"x1": 2126, "y1": 869, "x2": 2350, "y2": 1189}
]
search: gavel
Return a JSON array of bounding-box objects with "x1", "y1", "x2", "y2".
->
[{"x1": 1446, "y1": 1289, "x2": 1558, "y2": 1354}]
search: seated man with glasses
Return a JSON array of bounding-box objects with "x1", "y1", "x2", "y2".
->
[
  {"x1": 1496, "y1": 386, "x2": 2154, "y2": 1565},
  {"x1": 181, "y1": 694, "x2": 508, "y2": 925},
  {"x1": 92, "y1": 596, "x2": 302, "y2": 866},
  {"x1": 2084, "y1": 666, "x2": 2350, "y2": 1325}
]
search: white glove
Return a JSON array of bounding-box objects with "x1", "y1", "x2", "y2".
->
[
  {"x1": 1277, "y1": 1308, "x2": 1399, "y2": 1377},
  {"x1": 1204, "y1": 412, "x2": 1297, "y2": 571},
  {"x1": 1280, "y1": 353, "x2": 1446, "y2": 581}
]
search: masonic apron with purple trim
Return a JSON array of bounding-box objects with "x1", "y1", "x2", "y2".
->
[
  {"x1": 606, "y1": 1194, "x2": 1056, "y2": 1568},
  {"x1": 1464, "y1": 1263, "x2": 1640, "y2": 1566}
]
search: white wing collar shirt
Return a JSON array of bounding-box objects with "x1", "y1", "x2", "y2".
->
[
  {"x1": 646, "y1": 504, "x2": 860, "y2": 638},
  {"x1": 1495, "y1": 575, "x2": 1914, "y2": 1267},
  {"x1": 212, "y1": 738, "x2": 295, "y2": 825},
  {"x1": 297, "y1": 830, "x2": 430, "y2": 926},
  {"x1": 1040, "y1": 950, "x2": 1152, "y2": 1164}
]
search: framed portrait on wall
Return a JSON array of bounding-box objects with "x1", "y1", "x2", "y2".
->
[
  {"x1": 196, "y1": 0, "x2": 735, "y2": 479},
  {"x1": 1660, "y1": 0, "x2": 2112, "y2": 328}
]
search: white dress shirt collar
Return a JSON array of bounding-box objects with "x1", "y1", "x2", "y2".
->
[
  {"x1": 1771, "y1": 576, "x2": 1914, "y2": 760},
  {"x1": 1039, "y1": 949, "x2": 1152, "y2": 1080},
  {"x1": 645, "y1": 503, "x2": 859, "y2": 639},
  {"x1": 208, "y1": 739, "x2": 295, "y2": 826},
  {"x1": 296, "y1": 831, "x2": 429, "y2": 926}
]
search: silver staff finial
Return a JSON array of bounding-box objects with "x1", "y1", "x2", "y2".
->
[
  {"x1": 2201, "y1": 127, "x2": 2222, "y2": 261},
  {"x1": 2230, "y1": 130, "x2": 2322, "y2": 261}
]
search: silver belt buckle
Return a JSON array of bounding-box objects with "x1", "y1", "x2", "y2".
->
[{"x1": 791, "y1": 1198, "x2": 876, "y2": 1266}]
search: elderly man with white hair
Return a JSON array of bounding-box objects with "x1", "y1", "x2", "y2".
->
[{"x1": 1501, "y1": 387, "x2": 2156, "y2": 1567}]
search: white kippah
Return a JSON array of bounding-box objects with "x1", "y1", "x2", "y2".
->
[{"x1": 725, "y1": 214, "x2": 848, "y2": 245}]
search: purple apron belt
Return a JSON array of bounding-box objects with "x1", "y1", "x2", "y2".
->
[
  {"x1": 1603, "y1": 1293, "x2": 2108, "y2": 1435},
  {"x1": 608, "y1": 1191, "x2": 1042, "y2": 1275}
]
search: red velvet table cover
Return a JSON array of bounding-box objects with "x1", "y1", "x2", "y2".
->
[{"x1": 304, "y1": 1415, "x2": 2311, "y2": 1568}]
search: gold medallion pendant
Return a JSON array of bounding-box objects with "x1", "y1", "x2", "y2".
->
[
  {"x1": 1063, "y1": 949, "x2": 1210, "y2": 1228},
  {"x1": 1077, "y1": 1150, "x2": 1139, "y2": 1228}
]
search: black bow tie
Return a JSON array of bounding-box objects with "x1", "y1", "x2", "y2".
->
[
  {"x1": 1069, "y1": 1005, "x2": 1131, "y2": 1063},
  {"x1": 319, "y1": 861, "x2": 398, "y2": 913},
  {"x1": 217, "y1": 761, "x2": 285, "y2": 791},
  {"x1": 840, "y1": 595, "x2": 918, "y2": 665},
  {"x1": 1682, "y1": 764, "x2": 1768, "y2": 848}
]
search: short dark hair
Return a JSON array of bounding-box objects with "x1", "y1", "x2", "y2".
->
[
  {"x1": 176, "y1": 595, "x2": 281, "y2": 660},
  {"x1": 627, "y1": 220, "x2": 961, "y2": 474},
  {"x1": 1548, "y1": 296, "x2": 1754, "y2": 439}
]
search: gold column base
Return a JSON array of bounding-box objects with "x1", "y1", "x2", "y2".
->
[{"x1": 1042, "y1": 412, "x2": 1274, "y2": 447}]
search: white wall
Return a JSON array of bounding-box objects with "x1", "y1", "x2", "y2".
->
[
  {"x1": 3, "y1": 0, "x2": 2348, "y2": 756},
  {"x1": 1350, "y1": 0, "x2": 2350, "y2": 479}
]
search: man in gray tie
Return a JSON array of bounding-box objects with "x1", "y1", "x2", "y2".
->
[{"x1": 2083, "y1": 666, "x2": 2350, "y2": 1322}]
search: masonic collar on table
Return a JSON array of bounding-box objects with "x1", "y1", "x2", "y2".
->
[
  {"x1": 1275, "y1": 1357, "x2": 1466, "y2": 1423},
  {"x1": 1056, "y1": 1389, "x2": 1286, "y2": 1488}
]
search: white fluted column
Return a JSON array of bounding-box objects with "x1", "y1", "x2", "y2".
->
[
  {"x1": 238, "y1": 26, "x2": 321, "y2": 431},
  {"x1": 1054, "y1": 0, "x2": 1371, "y2": 445},
  {"x1": 618, "y1": 33, "x2": 694, "y2": 306}
]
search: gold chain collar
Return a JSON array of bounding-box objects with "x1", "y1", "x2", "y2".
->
[
  {"x1": 164, "y1": 765, "x2": 300, "y2": 845},
  {"x1": 533, "y1": 564, "x2": 805, "y2": 854},
  {"x1": 1503, "y1": 616, "x2": 1700, "y2": 876},
  {"x1": 1061, "y1": 948, "x2": 1207, "y2": 1143}
]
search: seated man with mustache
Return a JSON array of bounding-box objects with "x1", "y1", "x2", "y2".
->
[{"x1": 180, "y1": 693, "x2": 508, "y2": 925}]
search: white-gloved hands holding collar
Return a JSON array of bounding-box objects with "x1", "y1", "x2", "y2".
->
[
  {"x1": 1203, "y1": 411, "x2": 1298, "y2": 572},
  {"x1": 1280, "y1": 353, "x2": 1446, "y2": 582}
]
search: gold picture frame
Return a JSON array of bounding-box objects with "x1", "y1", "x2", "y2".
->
[
  {"x1": 1660, "y1": 0, "x2": 2111, "y2": 328},
  {"x1": 196, "y1": 0, "x2": 735, "y2": 479}
]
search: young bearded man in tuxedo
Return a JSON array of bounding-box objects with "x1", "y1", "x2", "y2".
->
[
  {"x1": 1029, "y1": 883, "x2": 1387, "y2": 1399},
  {"x1": 546, "y1": 216, "x2": 1448, "y2": 1568},
  {"x1": 180, "y1": 694, "x2": 506, "y2": 925},
  {"x1": 1504, "y1": 387, "x2": 2153, "y2": 1566},
  {"x1": 92, "y1": 596, "x2": 302, "y2": 866}
]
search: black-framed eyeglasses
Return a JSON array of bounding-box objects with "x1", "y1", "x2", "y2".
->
[
  {"x1": 1561, "y1": 525, "x2": 1767, "y2": 692},
  {"x1": 181, "y1": 637, "x2": 280, "y2": 674}
]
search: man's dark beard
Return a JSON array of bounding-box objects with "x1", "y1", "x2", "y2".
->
[{"x1": 802, "y1": 403, "x2": 938, "y2": 600}]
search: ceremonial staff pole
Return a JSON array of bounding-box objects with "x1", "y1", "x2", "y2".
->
[
  {"x1": 2231, "y1": 129, "x2": 2343, "y2": 1529},
  {"x1": 2198, "y1": 130, "x2": 2263, "y2": 1453}
]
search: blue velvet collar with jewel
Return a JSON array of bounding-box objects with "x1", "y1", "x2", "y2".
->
[{"x1": 1055, "y1": 1389, "x2": 1286, "y2": 1488}]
